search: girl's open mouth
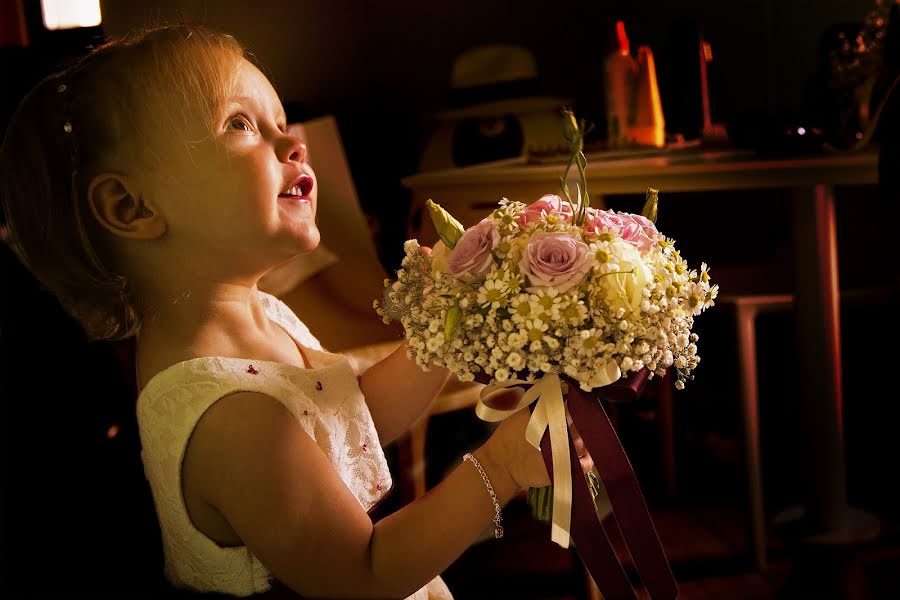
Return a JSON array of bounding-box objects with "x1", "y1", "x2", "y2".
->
[{"x1": 279, "y1": 174, "x2": 314, "y2": 200}]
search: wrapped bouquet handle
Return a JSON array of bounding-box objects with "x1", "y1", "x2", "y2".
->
[
  {"x1": 478, "y1": 372, "x2": 575, "y2": 547},
  {"x1": 478, "y1": 370, "x2": 677, "y2": 600}
]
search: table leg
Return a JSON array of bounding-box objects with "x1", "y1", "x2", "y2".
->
[
  {"x1": 793, "y1": 183, "x2": 846, "y2": 529},
  {"x1": 789, "y1": 184, "x2": 879, "y2": 543}
]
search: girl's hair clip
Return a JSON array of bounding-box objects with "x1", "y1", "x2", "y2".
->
[
  {"x1": 58, "y1": 81, "x2": 72, "y2": 132},
  {"x1": 57, "y1": 81, "x2": 72, "y2": 132}
]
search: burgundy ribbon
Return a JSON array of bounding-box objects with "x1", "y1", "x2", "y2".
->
[
  {"x1": 537, "y1": 420, "x2": 636, "y2": 598},
  {"x1": 536, "y1": 369, "x2": 677, "y2": 600},
  {"x1": 598, "y1": 367, "x2": 651, "y2": 403}
]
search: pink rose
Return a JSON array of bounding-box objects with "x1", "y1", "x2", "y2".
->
[
  {"x1": 616, "y1": 212, "x2": 659, "y2": 254},
  {"x1": 583, "y1": 209, "x2": 659, "y2": 255},
  {"x1": 519, "y1": 231, "x2": 592, "y2": 293},
  {"x1": 446, "y1": 219, "x2": 499, "y2": 279},
  {"x1": 517, "y1": 194, "x2": 575, "y2": 228},
  {"x1": 583, "y1": 209, "x2": 627, "y2": 235}
]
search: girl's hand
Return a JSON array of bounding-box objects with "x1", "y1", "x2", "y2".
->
[
  {"x1": 480, "y1": 388, "x2": 550, "y2": 491},
  {"x1": 479, "y1": 386, "x2": 596, "y2": 491}
]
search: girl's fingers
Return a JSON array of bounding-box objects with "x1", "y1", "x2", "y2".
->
[{"x1": 579, "y1": 452, "x2": 595, "y2": 474}]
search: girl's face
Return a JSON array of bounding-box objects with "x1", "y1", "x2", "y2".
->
[{"x1": 142, "y1": 58, "x2": 319, "y2": 277}]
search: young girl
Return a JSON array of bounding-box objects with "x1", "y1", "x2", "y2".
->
[{"x1": 0, "y1": 24, "x2": 554, "y2": 599}]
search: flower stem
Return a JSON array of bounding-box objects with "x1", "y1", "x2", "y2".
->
[{"x1": 560, "y1": 109, "x2": 592, "y2": 227}]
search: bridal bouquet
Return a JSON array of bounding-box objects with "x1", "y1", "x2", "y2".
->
[
  {"x1": 378, "y1": 110, "x2": 716, "y2": 600},
  {"x1": 380, "y1": 191, "x2": 714, "y2": 392}
]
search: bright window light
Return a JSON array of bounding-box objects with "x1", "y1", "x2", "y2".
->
[{"x1": 41, "y1": 0, "x2": 102, "y2": 30}]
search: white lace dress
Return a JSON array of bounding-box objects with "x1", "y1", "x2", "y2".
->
[{"x1": 137, "y1": 291, "x2": 452, "y2": 599}]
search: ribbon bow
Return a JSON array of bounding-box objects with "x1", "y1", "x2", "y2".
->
[
  {"x1": 475, "y1": 363, "x2": 620, "y2": 548},
  {"x1": 477, "y1": 373, "x2": 572, "y2": 546},
  {"x1": 476, "y1": 368, "x2": 678, "y2": 600}
]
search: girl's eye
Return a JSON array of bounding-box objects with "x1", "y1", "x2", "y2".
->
[{"x1": 227, "y1": 116, "x2": 253, "y2": 133}]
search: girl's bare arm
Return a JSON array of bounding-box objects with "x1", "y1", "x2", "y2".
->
[
  {"x1": 187, "y1": 391, "x2": 544, "y2": 599},
  {"x1": 359, "y1": 341, "x2": 452, "y2": 445}
]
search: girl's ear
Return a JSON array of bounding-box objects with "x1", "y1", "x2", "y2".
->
[{"x1": 88, "y1": 173, "x2": 166, "y2": 240}]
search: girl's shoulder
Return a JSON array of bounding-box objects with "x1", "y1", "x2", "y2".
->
[{"x1": 135, "y1": 292, "x2": 324, "y2": 398}]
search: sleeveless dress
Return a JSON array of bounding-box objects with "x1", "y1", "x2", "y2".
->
[{"x1": 136, "y1": 291, "x2": 453, "y2": 599}]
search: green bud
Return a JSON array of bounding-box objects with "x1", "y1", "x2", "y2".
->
[
  {"x1": 561, "y1": 109, "x2": 583, "y2": 153},
  {"x1": 443, "y1": 304, "x2": 462, "y2": 339},
  {"x1": 641, "y1": 187, "x2": 659, "y2": 224},
  {"x1": 562, "y1": 108, "x2": 579, "y2": 142},
  {"x1": 426, "y1": 199, "x2": 464, "y2": 249}
]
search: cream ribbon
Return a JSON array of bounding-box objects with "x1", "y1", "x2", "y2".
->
[
  {"x1": 475, "y1": 365, "x2": 622, "y2": 549},
  {"x1": 476, "y1": 372, "x2": 573, "y2": 547}
]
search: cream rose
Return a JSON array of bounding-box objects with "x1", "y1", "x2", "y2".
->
[{"x1": 597, "y1": 243, "x2": 651, "y2": 313}]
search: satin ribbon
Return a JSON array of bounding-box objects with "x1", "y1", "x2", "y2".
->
[
  {"x1": 476, "y1": 373, "x2": 573, "y2": 546},
  {"x1": 537, "y1": 414, "x2": 636, "y2": 599},
  {"x1": 476, "y1": 364, "x2": 618, "y2": 548},
  {"x1": 476, "y1": 363, "x2": 623, "y2": 547},
  {"x1": 477, "y1": 368, "x2": 678, "y2": 600},
  {"x1": 567, "y1": 381, "x2": 678, "y2": 600}
]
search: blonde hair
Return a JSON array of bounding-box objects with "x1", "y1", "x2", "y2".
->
[{"x1": 0, "y1": 23, "x2": 245, "y2": 341}]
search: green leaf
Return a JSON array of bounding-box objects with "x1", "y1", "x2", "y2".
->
[
  {"x1": 443, "y1": 304, "x2": 462, "y2": 339},
  {"x1": 426, "y1": 199, "x2": 464, "y2": 250}
]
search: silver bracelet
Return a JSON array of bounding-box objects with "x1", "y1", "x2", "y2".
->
[{"x1": 463, "y1": 452, "x2": 504, "y2": 539}]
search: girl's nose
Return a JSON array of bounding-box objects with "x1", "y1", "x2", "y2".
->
[{"x1": 279, "y1": 134, "x2": 308, "y2": 164}]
